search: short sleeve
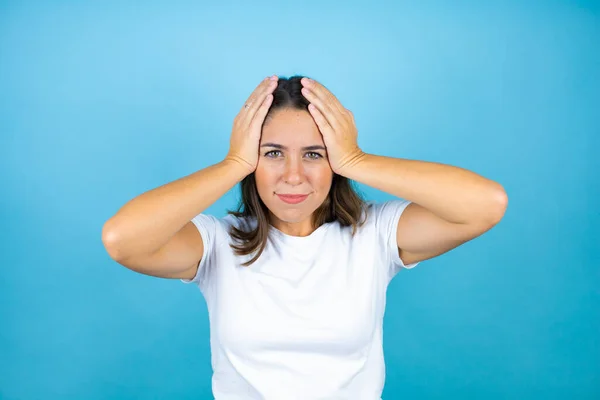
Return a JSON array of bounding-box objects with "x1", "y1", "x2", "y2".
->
[
  {"x1": 369, "y1": 199, "x2": 420, "y2": 283},
  {"x1": 180, "y1": 213, "x2": 219, "y2": 291}
]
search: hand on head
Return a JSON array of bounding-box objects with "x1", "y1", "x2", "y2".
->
[
  {"x1": 225, "y1": 75, "x2": 278, "y2": 174},
  {"x1": 299, "y1": 77, "x2": 364, "y2": 175},
  {"x1": 224, "y1": 75, "x2": 365, "y2": 177}
]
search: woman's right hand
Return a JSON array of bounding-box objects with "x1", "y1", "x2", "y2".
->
[{"x1": 225, "y1": 75, "x2": 278, "y2": 174}]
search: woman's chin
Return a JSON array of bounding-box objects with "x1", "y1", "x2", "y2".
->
[{"x1": 270, "y1": 208, "x2": 312, "y2": 224}]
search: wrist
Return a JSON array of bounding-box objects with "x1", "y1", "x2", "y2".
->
[
  {"x1": 221, "y1": 156, "x2": 254, "y2": 178},
  {"x1": 334, "y1": 150, "x2": 368, "y2": 177}
]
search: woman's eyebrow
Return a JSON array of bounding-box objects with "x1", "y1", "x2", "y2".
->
[{"x1": 260, "y1": 143, "x2": 326, "y2": 151}]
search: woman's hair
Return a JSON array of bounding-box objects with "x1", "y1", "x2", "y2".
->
[{"x1": 227, "y1": 75, "x2": 367, "y2": 267}]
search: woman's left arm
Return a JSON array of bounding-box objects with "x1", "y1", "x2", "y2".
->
[
  {"x1": 340, "y1": 154, "x2": 508, "y2": 265},
  {"x1": 300, "y1": 77, "x2": 508, "y2": 265}
]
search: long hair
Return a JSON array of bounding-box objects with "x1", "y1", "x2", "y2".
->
[{"x1": 227, "y1": 75, "x2": 367, "y2": 267}]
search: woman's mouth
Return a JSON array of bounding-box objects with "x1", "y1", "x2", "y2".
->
[{"x1": 276, "y1": 193, "x2": 309, "y2": 204}]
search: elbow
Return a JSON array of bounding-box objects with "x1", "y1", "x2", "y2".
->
[
  {"x1": 102, "y1": 220, "x2": 124, "y2": 261},
  {"x1": 487, "y1": 185, "x2": 508, "y2": 225}
]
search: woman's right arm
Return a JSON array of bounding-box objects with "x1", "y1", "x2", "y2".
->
[
  {"x1": 101, "y1": 160, "x2": 249, "y2": 279},
  {"x1": 102, "y1": 75, "x2": 278, "y2": 279}
]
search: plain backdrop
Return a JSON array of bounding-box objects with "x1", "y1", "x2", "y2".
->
[{"x1": 1, "y1": 0, "x2": 598, "y2": 399}]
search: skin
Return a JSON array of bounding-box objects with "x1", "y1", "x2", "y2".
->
[
  {"x1": 255, "y1": 109, "x2": 333, "y2": 237},
  {"x1": 236, "y1": 75, "x2": 506, "y2": 266},
  {"x1": 299, "y1": 77, "x2": 507, "y2": 265},
  {"x1": 102, "y1": 75, "x2": 507, "y2": 281}
]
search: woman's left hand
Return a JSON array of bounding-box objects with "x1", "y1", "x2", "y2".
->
[{"x1": 301, "y1": 77, "x2": 366, "y2": 175}]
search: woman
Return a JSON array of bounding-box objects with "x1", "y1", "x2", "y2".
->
[{"x1": 102, "y1": 75, "x2": 508, "y2": 399}]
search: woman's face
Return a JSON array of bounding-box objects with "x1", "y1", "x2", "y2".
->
[{"x1": 255, "y1": 108, "x2": 333, "y2": 236}]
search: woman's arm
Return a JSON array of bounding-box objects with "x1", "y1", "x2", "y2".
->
[
  {"x1": 102, "y1": 159, "x2": 248, "y2": 261},
  {"x1": 341, "y1": 154, "x2": 508, "y2": 265},
  {"x1": 341, "y1": 154, "x2": 507, "y2": 226},
  {"x1": 102, "y1": 76, "x2": 278, "y2": 263},
  {"x1": 299, "y1": 77, "x2": 507, "y2": 265}
]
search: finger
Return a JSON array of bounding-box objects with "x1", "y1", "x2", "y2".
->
[
  {"x1": 240, "y1": 77, "x2": 274, "y2": 115},
  {"x1": 307, "y1": 103, "x2": 335, "y2": 139},
  {"x1": 239, "y1": 77, "x2": 277, "y2": 120},
  {"x1": 301, "y1": 86, "x2": 343, "y2": 131},
  {"x1": 249, "y1": 93, "x2": 274, "y2": 132},
  {"x1": 301, "y1": 78, "x2": 346, "y2": 115}
]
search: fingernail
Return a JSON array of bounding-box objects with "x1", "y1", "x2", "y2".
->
[{"x1": 270, "y1": 75, "x2": 278, "y2": 81}]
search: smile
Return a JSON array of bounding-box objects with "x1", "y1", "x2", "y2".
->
[{"x1": 276, "y1": 194, "x2": 309, "y2": 204}]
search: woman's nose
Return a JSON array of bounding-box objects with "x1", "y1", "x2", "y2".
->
[{"x1": 283, "y1": 158, "x2": 305, "y2": 184}]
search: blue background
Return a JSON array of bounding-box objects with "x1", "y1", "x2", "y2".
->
[{"x1": 1, "y1": 0, "x2": 598, "y2": 398}]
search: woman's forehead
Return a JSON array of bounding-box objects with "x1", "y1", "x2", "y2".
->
[{"x1": 262, "y1": 110, "x2": 323, "y2": 146}]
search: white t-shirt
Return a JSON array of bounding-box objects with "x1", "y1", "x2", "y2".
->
[{"x1": 182, "y1": 199, "x2": 419, "y2": 400}]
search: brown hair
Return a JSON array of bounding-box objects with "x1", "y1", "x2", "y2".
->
[{"x1": 227, "y1": 75, "x2": 367, "y2": 267}]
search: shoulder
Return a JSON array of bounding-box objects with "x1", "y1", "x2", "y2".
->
[
  {"x1": 319, "y1": 200, "x2": 409, "y2": 237},
  {"x1": 221, "y1": 213, "x2": 256, "y2": 232},
  {"x1": 189, "y1": 212, "x2": 253, "y2": 242},
  {"x1": 363, "y1": 199, "x2": 412, "y2": 223},
  {"x1": 192, "y1": 212, "x2": 251, "y2": 228}
]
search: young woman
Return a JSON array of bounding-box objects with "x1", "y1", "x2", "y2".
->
[{"x1": 102, "y1": 75, "x2": 508, "y2": 399}]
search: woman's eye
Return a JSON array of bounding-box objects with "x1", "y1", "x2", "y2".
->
[
  {"x1": 264, "y1": 150, "x2": 322, "y2": 159},
  {"x1": 265, "y1": 150, "x2": 281, "y2": 157},
  {"x1": 306, "y1": 152, "x2": 322, "y2": 159}
]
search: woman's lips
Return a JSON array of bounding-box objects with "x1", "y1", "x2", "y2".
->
[{"x1": 276, "y1": 194, "x2": 309, "y2": 204}]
